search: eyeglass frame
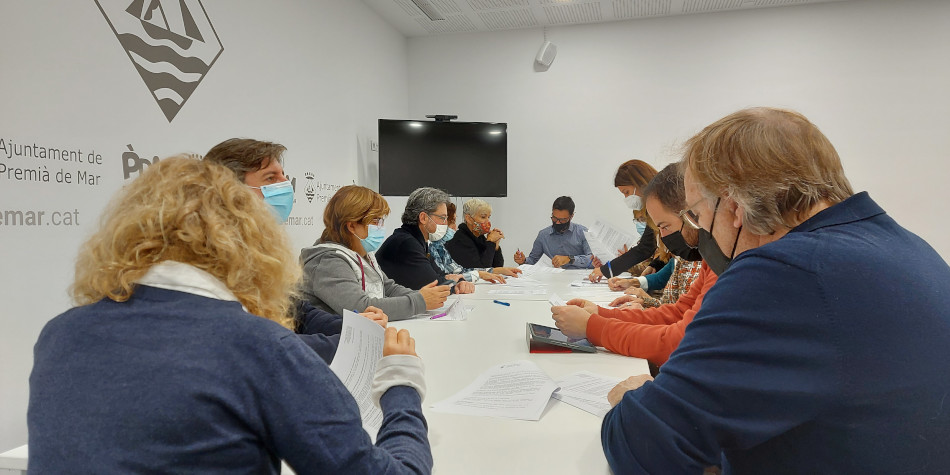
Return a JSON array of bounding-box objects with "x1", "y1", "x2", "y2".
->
[
  {"x1": 427, "y1": 212, "x2": 448, "y2": 224},
  {"x1": 678, "y1": 197, "x2": 708, "y2": 230},
  {"x1": 550, "y1": 215, "x2": 572, "y2": 224},
  {"x1": 367, "y1": 217, "x2": 385, "y2": 227}
]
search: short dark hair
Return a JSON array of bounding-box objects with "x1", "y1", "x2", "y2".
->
[
  {"x1": 203, "y1": 138, "x2": 287, "y2": 181},
  {"x1": 641, "y1": 163, "x2": 686, "y2": 213},
  {"x1": 552, "y1": 196, "x2": 575, "y2": 215}
]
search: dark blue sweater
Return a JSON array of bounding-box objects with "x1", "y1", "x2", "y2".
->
[
  {"x1": 28, "y1": 286, "x2": 432, "y2": 474},
  {"x1": 602, "y1": 192, "x2": 950, "y2": 474},
  {"x1": 294, "y1": 299, "x2": 342, "y2": 364}
]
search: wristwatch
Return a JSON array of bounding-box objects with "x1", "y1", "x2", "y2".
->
[{"x1": 568, "y1": 256, "x2": 575, "y2": 265}]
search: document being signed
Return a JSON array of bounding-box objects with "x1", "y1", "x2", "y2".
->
[{"x1": 430, "y1": 360, "x2": 558, "y2": 421}]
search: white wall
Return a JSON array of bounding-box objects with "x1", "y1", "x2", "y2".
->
[
  {"x1": 0, "y1": 0, "x2": 407, "y2": 450},
  {"x1": 407, "y1": 0, "x2": 950, "y2": 263}
]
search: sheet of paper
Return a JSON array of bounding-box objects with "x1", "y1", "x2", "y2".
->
[
  {"x1": 429, "y1": 298, "x2": 468, "y2": 321},
  {"x1": 329, "y1": 309, "x2": 385, "y2": 441},
  {"x1": 518, "y1": 264, "x2": 565, "y2": 276},
  {"x1": 589, "y1": 220, "x2": 639, "y2": 257},
  {"x1": 584, "y1": 230, "x2": 618, "y2": 263},
  {"x1": 487, "y1": 288, "x2": 549, "y2": 295},
  {"x1": 552, "y1": 371, "x2": 624, "y2": 417},
  {"x1": 431, "y1": 360, "x2": 559, "y2": 421},
  {"x1": 548, "y1": 293, "x2": 567, "y2": 307},
  {"x1": 570, "y1": 279, "x2": 608, "y2": 287}
]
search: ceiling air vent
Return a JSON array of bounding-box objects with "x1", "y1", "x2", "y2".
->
[{"x1": 411, "y1": 0, "x2": 447, "y2": 20}]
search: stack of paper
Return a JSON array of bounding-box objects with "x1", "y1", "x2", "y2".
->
[
  {"x1": 431, "y1": 360, "x2": 559, "y2": 421},
  {"x1": 552, "y1": 371, "x2": 624, "y2": 417}
]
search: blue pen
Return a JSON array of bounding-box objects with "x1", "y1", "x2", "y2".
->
[{"x1": 493, "y1": 299, "x2": 510, "y2": 306}]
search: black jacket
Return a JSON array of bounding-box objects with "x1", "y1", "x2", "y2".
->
[
  {"x1": 376, "y1": 223, "x2": 455, "y2": 291},
  {"x1": 444, "y1": 222, "x2": 504, "y2": 269}
]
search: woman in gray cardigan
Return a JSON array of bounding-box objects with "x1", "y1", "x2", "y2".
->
[{"x1": 300, "y1": 185, "x2": 450, "y2": 320}]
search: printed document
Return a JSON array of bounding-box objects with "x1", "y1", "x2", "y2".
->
[
  {"x1": 552, "y1": 371, "x2": 624, "y2": 417},
  {"x1": 431, "y1": 360, "x2": 559, "y2": 421},
  {"x1": 587, "y1": 220, "x2": 639, "y2": 262},
  {"x1": 407, "y1": 297, "x2": 470, "y2": 321},
  {"x1": 329, "y1": 310, "x2": 385, "y2": 441},
  {"x1": 548, "y1": 293, "x2": 567, "y2": 307}
]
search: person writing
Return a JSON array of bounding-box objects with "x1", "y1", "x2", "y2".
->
[
  {"x1": 550, "y1": 164, "x2": 713, "y2": 366},
  {"x1": 28, "y1": 157, "x2": 432, "y2": 473},
  {"x1": 514, "y1": 196, "x2": 595, "y2": 269},
  {"x1": 376, "y1": 187, "x2": 475, "y2": 294},
  {"x1": 601, "y1": 107, "x2": 950, "y2": 473},
  {"x1": 300, "y1": 185, "x2": 450, "y2": 320}
]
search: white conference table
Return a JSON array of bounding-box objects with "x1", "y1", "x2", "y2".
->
[
  {"x1": 0, "y1": 269, "x2": 648, "y2": 474},
  {"x1": 392, "y1": 268, "x2": 648, "y2": 474}
]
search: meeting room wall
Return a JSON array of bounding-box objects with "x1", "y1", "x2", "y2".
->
[
  {"x1": 406, "y1": 0, "x2": 950, "y2": 265},
  {"x1": 0, "y1": 0, "x2": 408, "y2": 450}
]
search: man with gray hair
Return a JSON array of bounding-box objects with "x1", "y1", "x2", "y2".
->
[{"x1": 376, "y1": 187, "x2": 475, "y2": 294}]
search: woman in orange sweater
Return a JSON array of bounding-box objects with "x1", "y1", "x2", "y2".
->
[{"x1": 551, "y1": 163, "x2": 717, "y2": 366}]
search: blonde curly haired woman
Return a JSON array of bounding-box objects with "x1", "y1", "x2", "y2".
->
[{"x1": 28, "y1": 157, "x2": 431, "y2": 473}]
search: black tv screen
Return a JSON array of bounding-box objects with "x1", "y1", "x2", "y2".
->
[{"x1": 378, "y1": 119, "x2": 507, "y2": 197}]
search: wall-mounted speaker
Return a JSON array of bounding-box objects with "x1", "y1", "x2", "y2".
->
[{"x1": 535, "y1": 41, "x2": 557, "y2": 68}]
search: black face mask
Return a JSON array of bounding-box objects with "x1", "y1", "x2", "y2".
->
[
  {"x1": 697, "y1": 198, "x2": 741, "y2": 275},
  {"x1": 661, "y1": 231, "x2": 703, "y2": 262},
  {"x1": 552, "y1": 221, "x2": 570, "y2": 233}
]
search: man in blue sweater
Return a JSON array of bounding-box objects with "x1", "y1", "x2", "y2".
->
[{"x1": 602, "y1": 108, "x2": 950, "y2": 473}]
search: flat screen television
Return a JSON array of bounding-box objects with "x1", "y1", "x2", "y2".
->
[{"x1": 378, "y1": 119, "x2": 507, "y2": 197}]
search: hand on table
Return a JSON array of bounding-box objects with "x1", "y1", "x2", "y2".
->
[
  {"x1": 383, "y1": 327, "x2": 418, "y2": 357},
  {"x1": 478, "y1": 270, "x2": 506, "y2": 283},
  {"x1": 588, "y1": 267, "x2": 604, "y2": 282},
  {"x1": 608, "y1": 294, "x2": 643, "y2": 308},
  {"x1": 608, "y1": 277, "x2": 638, "y2": 291},
  {"x1": 551, "y1": 255, "x2": 571, "y2": 268},
  {"x1": 624, "y1": 287, "x2": 650, "y2": 300},
  {"x1": 607, "y1": 374, "x2": 653, "y2": 407},
  {"x1": 359, "y1": 306, "x2": 388, "y2": 328},
  {"x1": 493, "y1": 266, "x2": 523, "y2": 277},
  {"x1": 419, "y1": 281, "x2": 450, "y2": 309},
  {"x1": 445, "y1": 274, "x2": 464, "y2": 282},
  {"x1": 551, "y1": 305, "x2": 593, "y2": 339},
  {"x1": 455, "y1": 281, "x2": 475, "y2": 294}
]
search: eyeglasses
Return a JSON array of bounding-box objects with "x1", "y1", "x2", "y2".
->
[
  {"x1": 428, "y1": 213, "x2": 448, "y2": 224},
  {"x1": 678, "y1": 198, "x2": 706, "y2": 230},
  {"x1": 369, "y1": 217, "x2": 385, "y2": 227},
  {"x1": 551, "y1": 215, "x2": 571, "y2": 224}
]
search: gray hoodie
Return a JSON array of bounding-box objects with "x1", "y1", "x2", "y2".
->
[{"x1": 299, "y1": 242, "x2": 426, "y2": 321}]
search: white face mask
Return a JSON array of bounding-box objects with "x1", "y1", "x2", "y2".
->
[
  {"x1": 624, "y1": 194, "x2": 643, "y2": 210},
  {"x1": 429, "y1": 223, "x2": 448, "y2": 242}
]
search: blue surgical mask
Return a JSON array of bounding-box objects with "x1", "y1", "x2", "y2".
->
[
  {"x1": 634, "y1": 220, "x2": 647, "y2": 236},
  {"x1": 359, "y1": 224, "x2": 386, "y2": 253},
  {"x1": 252, "y1": 180, "x2": 294, "y2": 223},
  {"x1": 438, "y1": 227, "x2": 457, "y2": 243}
]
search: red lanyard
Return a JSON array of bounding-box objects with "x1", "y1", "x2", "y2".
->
[{"x1": 357, "y1": 255, "x2": 366, "y2": 291}]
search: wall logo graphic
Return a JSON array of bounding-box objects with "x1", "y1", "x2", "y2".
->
[
  {"x1": 304, "y1": 172, "x2": 316, "y2": 203},
  {"x1": 96, "y1": 0, "x2": 224, "y2": 122}
]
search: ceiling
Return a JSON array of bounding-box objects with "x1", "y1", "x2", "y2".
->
[{"x1": 361, "y1": 0, "x2": 853, "y2": 37}]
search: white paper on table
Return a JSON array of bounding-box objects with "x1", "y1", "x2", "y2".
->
[
  {"x1": 570, "y1": 279, "x2": 608, "y2": 287},
  {"x1": 487, "y1": 288, "x2": 549, "y2": 295},
  {"x1": 430, "y1": 360, "x2": 559, "y2": 421},
  {"x1": 518, "y1": 264, "x2": 565, "y2": 276},
  {"x1": 548, "y1": 293, "x2": 567, "y2": 307},
  {"x1": 500, "y1": 276, "x2": 543, "y2": 287},
  {"x1": 329, "y1": 309, "x2": 385, "y2": 441},
  {"x1": 429, "y1": 298, "x2": 468, "y2": 321},
  {"x1": 552, "y1": 371, "x2": 624, "y2": 417}
]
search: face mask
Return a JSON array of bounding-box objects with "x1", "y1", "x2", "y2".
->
[
  {"x1": 478, "y1": 220, "x2": 492, "y2": 234},
  {"x1": 634, "y1": 220, "x2": 647, "y2": 236},
  {"x1": 252, "y1": 180, "x2": 293, "y2": 223},
  {"x1": 552, "y1": 221, "x2": 570, "y2": 233},
  {"x1": 660, "y1": 231, "x2": 704, "y2": 262},
  {"x1": 697, "y1": 198, "x2": 741, "y2": 275},
  {"x1": 358, "y1": 224, "x2": 386, "y2": 253},
  {"x1": 439, "y1": 227, "x2": 457, "y2": 243},
  {"x1": 624, "y1": 194, "x2": 643, "y2": 210},
  {"x1": 429, "y1": 223, "x2": 448, "y2": 242}
]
